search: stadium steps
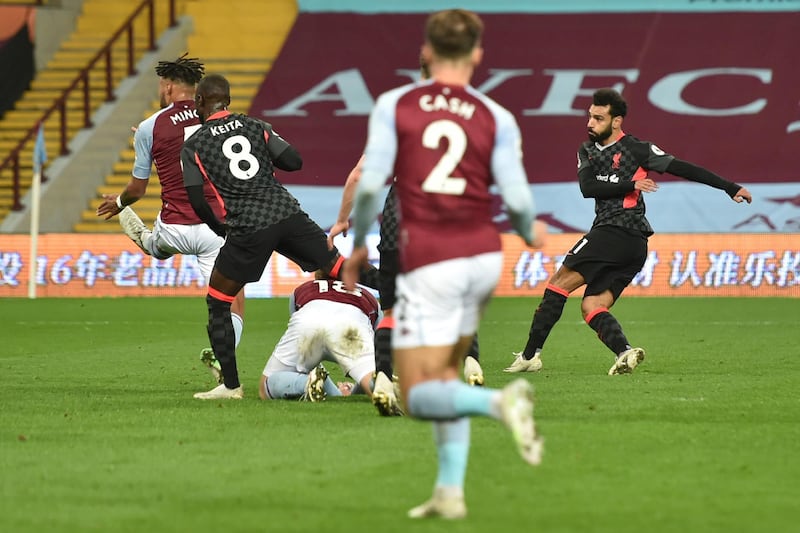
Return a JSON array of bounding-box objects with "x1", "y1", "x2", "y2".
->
[
  {"x1": 0, "y1": 0, "x2": 186, "y2": 225},
  {"x1": 73, "y1": 0, "x2": 297, "y2": 234}
]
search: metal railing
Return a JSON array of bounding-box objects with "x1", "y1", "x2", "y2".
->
[{"x1": 0, "y1": 0, "x2": 177, "y2": 211}]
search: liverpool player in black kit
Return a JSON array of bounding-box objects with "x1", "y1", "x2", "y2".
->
[
  {"x1": 182, "y1": 74, "x2": 378, "y2": 399},
  {"x1": 505, "y1": 88, "x2": 752, "y2": 376}
]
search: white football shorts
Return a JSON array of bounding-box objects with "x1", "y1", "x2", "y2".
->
[
  {"x1": 262, "y1": 300, "x2": 376, "y2": 384},
  {"x1": 393, "y1": 251, "x2": 502, "y2": 349},
  {"x1": 149, "y1": 213, "x2": 224, "y2": 283}
]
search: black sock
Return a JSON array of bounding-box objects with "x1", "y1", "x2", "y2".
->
[
  {"x1": 206, "y1": 294, "x2": 240, "y2": 389},
  {"x1": 522, "y1": 287, "x2": 567, "y2": 359},
  {"x1": 467, "y1": 334, "x2": 480, "y2": 362},
  {"x1": 374, "y1": 319, "x2": 393, "y2": 377},
  {"x1": 587, "y1": 309, "x2": 630, "y2": 356}
]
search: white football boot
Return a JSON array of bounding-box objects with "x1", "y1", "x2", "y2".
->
[
  {"x1": 301, "y1": 364, "x2": 328, "y2": 402},
  {"x1": 503, "y1": 352, "x2": 543, "y2": 373},
  {"x1": 463, "y1": 356, "x2": 484, "y2": 386},
  {"x1": 500, "y1": 378, "x2": 544, "y2": 466},
  {"x1": 608, "y1": 347, "x2": 645, "y2": 375},
  {"x1": 193, "y1": 383, "x2": 243, "y2": 400},
  {"x1": 372, "y1": 371, "x2": 403, "y2": 416},
  {"x1": 200, "y1": 348, "x2": 223, "y2": 384},
  {"x1": 408, "y1": 487, "x2": 467, "y2": 520},
  {"x1": 118, "y1": 207, "x2": 152, "y2": 254}
]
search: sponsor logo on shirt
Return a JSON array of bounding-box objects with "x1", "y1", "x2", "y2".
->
[{"x1": 595, "y1": 173, "x2": 620, "y2": 183}]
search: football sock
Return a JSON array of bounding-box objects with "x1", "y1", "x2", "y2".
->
[
  {"x1": 266, "y1": 372, "x2": 342, "y2": 399},
  {"x1": 266, "y1": 372, "x2": 308, "y2": 399},
  {"x1": 586, "y1": 308, "x2": 630, "y2": 355},
  {"x1": 467, "y1": 334, "x2": 480, "y2": 362},
  {"x1": 407, "y1": 379, "x2": 500, "y2": 420},
  {"x1": 433, "y1": 418, "x2": 470, "y2": 488},
  {"x1": 522, "y1": 286, "x2": 568, "y2": 359},
  {"x1": 206, "y1": 292, "x2": 240, "y2": 389},
  {"x1": 231, "y1": 312, "x2": 243, "y2": 348},
  {"x1": 453, "y1": 383, "x2": 501, "y2": 419},
  {"x1": 374, "y1": 317, "x2": 394, "y2": 378},
  {"x1": 323, "y1": 377, "x2": 343, "y2": 397}
]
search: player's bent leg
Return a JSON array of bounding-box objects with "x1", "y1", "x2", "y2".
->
[
  {"x1": 118, "y1": 207, "x2": 150, "y2": 254},
  {"x1": 195, "y1": 276, "x2": 244, "y2": 399},
  {"x1": 265, "y1": 371, "x2": 313, "y2": 400},
  {"x1": 259, "y1": 375, "x2": 269, "y2": 400},
  {"x1": 505, "y1": 284, "x2": 570, "y2": 373}
]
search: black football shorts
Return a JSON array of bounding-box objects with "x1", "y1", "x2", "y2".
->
[
  {"x1": 216, "y1": 213, "x2": 339, "y2": 283},
  {"x1": 562, "y1": 225, "x2": 648, "y2": 300}
]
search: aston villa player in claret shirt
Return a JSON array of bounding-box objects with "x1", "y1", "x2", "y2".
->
[
  {"x1": 341, "y1": 9, "x2": 547, "y2": 519},
  {"x1": 94, "y1": 55, "x2": 247, "y2": 387}
]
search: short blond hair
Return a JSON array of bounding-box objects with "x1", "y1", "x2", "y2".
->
[{"x1": 425, "y1": 9, "x2": 483, "y2": 60}]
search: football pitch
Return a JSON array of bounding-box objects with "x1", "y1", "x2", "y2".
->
[{"x1": 1, "y1": 296, "x2": 797, "y2": 533}]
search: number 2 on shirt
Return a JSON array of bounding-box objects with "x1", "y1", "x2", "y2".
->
[{"x1": 421, "y1": 119, "x2": 467, "y2": 195}]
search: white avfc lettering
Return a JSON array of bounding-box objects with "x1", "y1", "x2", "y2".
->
[
  {"x1": 596, "y1": 174, "x2": 620, "y2": 183},
  {"x1": 210, "y1": 119, "x2": 244, "y2": 136},
  {"x1": 170, "y1": 108, "x2": 198, "y2": 125},
  {"x1": 263, "y1": 67, "x2": 780, "y2": 120},
  {"x1": 419, "y1": 94, "x2": 476, "y2": 120}
]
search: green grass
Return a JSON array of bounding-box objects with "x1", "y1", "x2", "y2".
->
[{"x1": 1, "y1": 297, "x2": 798, "y2": 533}]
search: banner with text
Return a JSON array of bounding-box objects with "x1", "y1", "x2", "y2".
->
[
  {"x1": 0, "y1": 233, "x2": 797, "y2": 298},
  {"x1": 252, "y1": 12, "x2": 800, "y2": 234}
]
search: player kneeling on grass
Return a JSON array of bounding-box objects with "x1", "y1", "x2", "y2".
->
[{"x1": 258, "y1": 271, "x2": 382, "y2": 402}]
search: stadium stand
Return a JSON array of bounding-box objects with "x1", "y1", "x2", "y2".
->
[
  {"x1": 0, "y1": 0, "x2": 183, "y2": 226},
  {"x1": 73, "y1": 0, "x2": 298, "y2": 233}
]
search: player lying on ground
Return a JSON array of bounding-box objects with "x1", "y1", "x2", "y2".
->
[{"x1": 258, "y1": 271, "x2": 380, "y2": 402}]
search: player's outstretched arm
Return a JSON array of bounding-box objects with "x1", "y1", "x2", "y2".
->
[{"x1": 665, "y1": 158, "x2": 751, "y2": 203}]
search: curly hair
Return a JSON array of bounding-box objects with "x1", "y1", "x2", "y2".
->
[{"x1": 154, "y1": 53, "x2": 204, "y2": 85}]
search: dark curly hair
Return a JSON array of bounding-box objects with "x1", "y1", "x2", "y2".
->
[
  {"x1": 154, "y1": 53, "x2": 204, "y2": 85},
  {"x1": 593, "y1": 88, "x2": 627, "y2": 118}
]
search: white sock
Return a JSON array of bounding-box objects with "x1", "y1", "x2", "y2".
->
[{"x1": 231, "y1": 312, "x2": 243, "y2": 348}]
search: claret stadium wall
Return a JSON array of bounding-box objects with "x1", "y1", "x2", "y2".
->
[{"x1": 1, "y1": 0, "x2": 798, "y2": 298}]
